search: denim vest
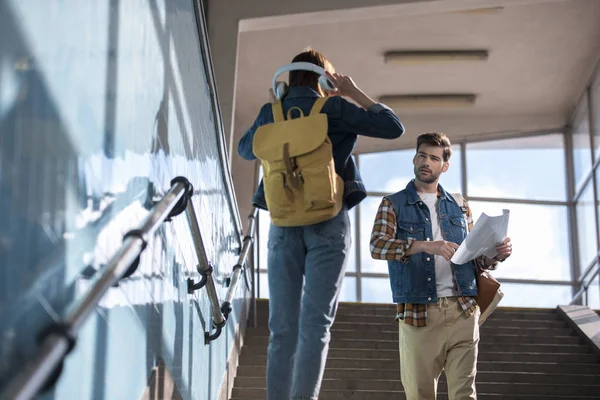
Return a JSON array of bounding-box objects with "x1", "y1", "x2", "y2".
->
[
  {"x1": 238, "y1": 87, "x2": 404, "y2": 210},
  {"x1": 386, "y1": 181, "x2": 477, "y2": 304}
]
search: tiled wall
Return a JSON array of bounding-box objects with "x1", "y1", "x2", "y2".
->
[{"x1": 0, "y1": 1, "x2": 247, "y2": 399}]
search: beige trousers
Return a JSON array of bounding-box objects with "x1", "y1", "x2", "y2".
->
[{"x1": 398, "y1": 298, "x2": 480, "y2": 400}]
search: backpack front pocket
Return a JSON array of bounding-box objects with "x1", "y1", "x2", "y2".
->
[
  {"x1": 301, "y1": 165, "x2": 337, "y2": 211},
  {"x1": 264, "y1": 172, "x2": 295, "y2": 218}
]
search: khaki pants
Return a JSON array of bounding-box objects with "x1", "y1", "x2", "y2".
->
[{"x1": 399, "y1": 298, "x2": 480, "y2": 400}]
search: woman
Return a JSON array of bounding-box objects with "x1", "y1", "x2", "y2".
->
[{"x1": 238, "y1": 48, "x2": 404, "y2": 400}]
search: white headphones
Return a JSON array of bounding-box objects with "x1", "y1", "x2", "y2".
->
[{"x1": 272, "y1": 62, "x2": 336, "y2": 100}]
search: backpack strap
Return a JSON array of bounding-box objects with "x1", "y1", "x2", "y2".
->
[
  {"x1": 450, "y1": 192, "x2": 470, "y2": 233},
  {"x1": 272, "y1": 101, "x2": 285, "y2": 123},
  {"x1": 450, "y1": 192, "x2": 464, "y2": 207},
  {"x1": 272, "y1": 97, "x2": 326, "y2": 122},
  {"x1": 310, "y1": 97, "x2": 327, "y2": 115}
]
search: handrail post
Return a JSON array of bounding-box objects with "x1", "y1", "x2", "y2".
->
[
  {"x1": 569, "y1": 264, "x2": 600, "y2": 305},
  {"x1": 221, "y1": 208, "x2": 258, "y2": 322},
  {"x1": 248, "y1": 226, "x2": 257, "y2": 328},
  {"x1": 182, "y1": 195, "x2": 226, "y2": 344},
  {"x1": 569, "y1": 287, "x2": 586, "y2": 305}
]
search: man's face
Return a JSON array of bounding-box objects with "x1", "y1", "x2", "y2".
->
[{"x1": 413, "y1": 144, "x2": 449, "y2": 184}]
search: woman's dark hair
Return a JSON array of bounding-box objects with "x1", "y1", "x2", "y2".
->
[{"x1": 288, "y1": 48, "x2": 334, "y2": 96}]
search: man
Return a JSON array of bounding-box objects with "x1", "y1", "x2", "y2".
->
[{"x1": 369, "y1": 132, "x2": 512, "y2": 400}]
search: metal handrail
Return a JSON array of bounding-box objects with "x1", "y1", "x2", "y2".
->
[
  {"x1": 578, "y1": 255, "x2": 600, "y2": 285},
  {"x1": 222, "y1": 208, "x2": 258, "y2": 317},
  {"x1": 0, "y1": 178, "x2": 191, "y2": 400},
  {"x1": 570, "y1": 287, "x2": 587, "y2": 305},
  {"x1": 184, "y1": 195, "x2": 226, "y2": 342},
  {"x1": 186, "y1": 206, "x2": 258, "y2": 343},
  {"x1": 1, "y1": 175, "x2": 258, "y2": 399},
  {"x1": 569, "y1": 262, "x2": 600, "y2": 305}
]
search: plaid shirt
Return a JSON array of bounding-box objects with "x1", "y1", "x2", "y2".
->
[{"x1": 369, "y1": 191, "x2": 498, "y2": 327}]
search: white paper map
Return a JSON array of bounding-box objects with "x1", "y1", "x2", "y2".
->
[{"x1": 451, "y1": 209, "x2": 510, "y2": 265}]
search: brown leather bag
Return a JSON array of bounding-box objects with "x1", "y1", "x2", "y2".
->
[
  {"x1": 476, "y1": 267, "x2": 503, "y2": 325},
  {"x1": 476, "y1": 268, "x2": 500, "y2": 312},
  {"x1": 449, "y1": 192, "x2": 504, "y2": 324}
]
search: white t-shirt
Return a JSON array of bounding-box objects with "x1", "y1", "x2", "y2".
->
[{"x1": 417, "y1": 192, "x2": 457, "y2": 298}]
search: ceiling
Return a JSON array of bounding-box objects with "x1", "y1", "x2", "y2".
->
[{"x1": 232, "y1": 0, "x2": 600, "y2": 154}]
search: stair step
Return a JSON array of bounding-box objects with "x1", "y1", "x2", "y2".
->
[
  {"x1": 232, "y1": 395, "x2": 599, "y2": 400},
  {"x1": 236, "y1": 302, "x2": 600, "y2": 400},
  {"x1": 256, "y1": 312, "x2": 567, "y2": 326},
  {"x1": 241, "y1": 340, "x2": 592, "y2": 355},
  {"x1": 246, "y1": 324, "x2": 576, "y2": 337},
  {"x1": 240, "y1": 350, "x2": 600, "y2": 364},
  {"x1": 336, "y1": 310, "x2": 561, "y2": 321},
  {"x1": 256, "y1": 300, "x2": 559, "y2": 320},
  {"x1": 231, "y1": 393, "x2": 600, "y2": 400},
  {"x1": 245, "y1": 330, "x2": 580, "y2": 345},
  {"x1": 236, "y1": 360, "x2": 600, "y2": 375},
  {"x1": 232, "y1": 380, "x2": 600, "y2": 398},
  {"x1": 234, "y1": 369, "x2": 600, "y2": 384},
  {"x1": 232, "y1": 394, "x2": 599, "y2": 400}
]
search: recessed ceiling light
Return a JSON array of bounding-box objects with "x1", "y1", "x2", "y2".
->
[
  {"x1": 380, "y1": 94, "x2": 476, "y2": 108},
  {"x1": 384, "y1": 50, "x2": 489, "y2": 64},
  {"x1": 447, "y1": 6, "x2": 504, "y2": 15}
]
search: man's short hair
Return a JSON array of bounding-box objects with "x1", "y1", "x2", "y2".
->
[{"x1": 416, "y1": 132, "x2": 452, "y2": 162}]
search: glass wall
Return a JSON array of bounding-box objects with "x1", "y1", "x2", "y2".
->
[
  {"x1": 353, "y1": 136, "x2": 572, "y2": 308},
  {"x1": 572, "y1": 62, "x2": 600, "y2": 309},
  {"x1": 255, "y1": 135, "x2": 575, "y2": 308},
  {"x1": 572, "y1": 95, "x2": 593, "y2": 192}
]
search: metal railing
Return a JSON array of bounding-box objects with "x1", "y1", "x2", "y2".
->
[
  {"x1": 222, "y1": 207, "x2": 258, "y2": 320},
  {"x1": 0, "y1": 178, "x2": 189, "y2": 400},
  {"x1": 570, "y1": 257, "x2": 600, "y2": 306},
  {"x1": 0, "y1": 177, "x2": 257, "y2": 400},
  {"x1": 185, "y1": 196, "x2": 258, "y2": 343}
]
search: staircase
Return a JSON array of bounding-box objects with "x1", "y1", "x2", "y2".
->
[{"x1": 231, "y1": 300, "x2": 600, "y2": 399}]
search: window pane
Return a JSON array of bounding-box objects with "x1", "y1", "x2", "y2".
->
[
  {"x1": 346, "y1": 207, "x2": 356, "y2": 272},
  {"x1": 577, "y1": 182, "x2": 598, "y2": 268},
  {"x1": 597, "y1": 169, "x2": 600, "y2": 259},
  {"x1": 359, "y1": 196, "x2": 388, "y2": 274},
  {"x1": 257, "y1": 272, "x2": 269, "y2": 299},
  {"x1": 359, "y1": 149, "x2": 414, "y2": 193},
  {"x1": 572, "y1": 95, "x2": 592, "y2": 191},
  {"x1": 498, "y1": 283, "x2": 573, "y2": 308},
  {"x1": 591, "y1": 69, "x2": 600, "y2": 162},
  {"x1": 257, "y1": 209, "x2": 270, "y2": 270},
  {"x1": 468, "y1": 201, "x2": 571, "y2": 281},
  {"x1": 587, "y1": 272, "x2": 599, "y2": 310},
  {"x1": 362, "y1": 277, "x2": 392, "y2": 304},
  {"x1": 466, "y1": 134, "x2": 566, "y2": 201},
  {"x1": 443, "y1": 145, "x2": 462, "y2": 194},
  {"x1": 339, "y1": 277, "x2": 357, "y2": 302},
  {"x1": 358, "y1": 145, "x2": 462, "y2": 194}
]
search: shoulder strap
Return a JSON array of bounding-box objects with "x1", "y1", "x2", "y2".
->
[
  {"x1": 450, "y1": 192, "x2": 464, "y2": 207},
  {"x1": 272, "y1": 98, "x2": 324, "y2": 122},
  {"x1": 450, "y1": 192, "x2": 471, "y2": 233},
  {"x1": 309, "y1": 97, "x2": 327, "y2": 115},
  {"x1": 272, "y1": 101, "x2": 285, "y2": 123}
]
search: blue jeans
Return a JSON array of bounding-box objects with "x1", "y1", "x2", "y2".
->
[{"x1": 266, "y1": 209, "x2": 351, "y2": 400}]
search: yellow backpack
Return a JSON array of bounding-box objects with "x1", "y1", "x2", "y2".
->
[{"x1": 252, "y1": 97, "x2": 344, "y2": 227}]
